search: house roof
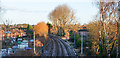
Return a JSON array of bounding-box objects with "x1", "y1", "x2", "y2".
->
[
  {"x1": 69, "y1": 30, "x2": 73, "y2": 33},
  {"x1": 4, "y1": 31, "x2": 11, "y2": 33},
  {"x1": 78, "y1": 29, "x2": 89, "y2": 32}
]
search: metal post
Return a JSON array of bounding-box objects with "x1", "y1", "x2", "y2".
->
[
  {"x1": 74, "y1": 31, "x2": 76, "y2": 47},
  {"x1": 81, "y1": 32, "x2": 83, "y2": 55},
  {"x1": 34, "y1": 31, "x2": 35, "y2": 54},
  {"x1": 43, "y1": 33, "x2": 45, "y2": 54}
]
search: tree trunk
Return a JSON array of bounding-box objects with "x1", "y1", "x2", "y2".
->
[
  {"x1": 116, "y1": 1, "x2": 120, "y2": 58},
  {"x1": 102, "y1": 11, "x2": 108, "y2": 56},
  {"x1": 116, "y1": 22, "x2": 119, "y2": 58}
]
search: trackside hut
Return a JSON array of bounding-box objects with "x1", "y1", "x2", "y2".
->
[{"x1": 77, "y1": 29, "x2": 89, "y2": 40}]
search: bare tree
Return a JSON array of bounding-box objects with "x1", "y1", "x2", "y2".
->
[
  {"x1": 92, "y1": 0, "x2": 119, "y2": 56},
  {"x1": 48, "y1": 5, "x2": 75, "y2": 36}
]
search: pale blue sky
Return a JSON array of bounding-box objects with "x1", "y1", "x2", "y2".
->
[{"x1": 1, "y1": 0, "x2": 99, "y2": 25}]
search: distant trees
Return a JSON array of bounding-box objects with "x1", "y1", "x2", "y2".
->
[
  {"x1": 86, "y1": 21, "x2": 99, "y2": 55},
  {"x1": 33, "y1": 22, "x2": 48, "y2": 37},
  {"x1": 2, "y1": 19, "x2": 12, "y2": 31},
  {"x1": 27, "y1": 24, "x2": 33, "y2": 30},
  {"x1": 27, "y1": 24, "x2": 33, "y2": 38},
  {"x1": 47, "y1": 22, "x2": 52, "y2": 34},
  {"x1": 48, "y1": 4, "x2": 75, "y2": 36}
]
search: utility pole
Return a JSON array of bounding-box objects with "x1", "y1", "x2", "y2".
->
[
  {"x1": 81, "y1": 32, "x2": 83, "y2": 55},
  {"x1": 74, "y1": 24, "x2": 77, "y2": 48},
  {"x1": 33, "y1": 31, "x2": 35, "y2": 54},
  {"x1": 74, "y1": 31, "x2": 76, "y2": 48},
  {"x1": 43, "y1": 33, "x2": 46, "y2": 54}
]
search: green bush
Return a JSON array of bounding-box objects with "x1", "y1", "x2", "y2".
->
[
  {"x1": 76, "y1": 34, "x2": 79, "y2": 39},
  {"x1": 71, "y1": 34, "x2": 79, "y2": 42},
  {"x1": 70, "y1": 34, "x2": 91, "y2": 48},
  {"x1": 75, "y1": 38, "x2": 81, "y2": 47},
  {"x1": 61, "y1": 32, "x2": 65, "y2": 37},
  {"x1": 75, "y1": 38, "x2": 88, "y2": 47},
  {"x1": 71, "y1": 36, "x2": 74, "y2": 42}
]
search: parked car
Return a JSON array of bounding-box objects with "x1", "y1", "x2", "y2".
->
[
  {"x1": 22, "y1": 40, "x2": 28, "y2": 45},
  {"x1": 18, "y1": 38, "x2": 22, "y2": 41},
  {"x1": 30, "y1": 40, "x2": 34, "y2": 42},
  {"x1": 18, "y1": 38, "x2": 23, "y2": 44},
  {"x1": 18, "y1": 44, "x2": 28, "y2": 49},
  {"x1": 12, "y1": 46, "x2": 18, "y2": 53},
  {"x1": 1, "y1": 49, "x2": 7, "y2": 56},
  {"x1": 22, "y1": 40, "x2": 28, "y2": 43},
  {"x1": 8, "y1": 48, "x2": 13, "y2": 55}
]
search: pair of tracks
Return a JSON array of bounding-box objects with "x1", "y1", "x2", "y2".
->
[{"x1": 44, "y1": 35, "x2": 76, "y2": 56}]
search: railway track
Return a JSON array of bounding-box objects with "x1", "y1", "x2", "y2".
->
[
  {"x1": 45, "y1": 39, "x2": 53, "y2": 56},
  {"x1": 58, "y1": 38, "x2": 76, "y2": 56},
  {"x1": 51, "y1": 38, "x2": 57, "y2": 56},
  {"x1": 44, "y1": 35, "x2": 76, "y2": 56},
  {"x1": 56, "y1": 38, "x2": 68, "y2": 56},
  {"x1": 52, "y1": 38, "x2": 62, "y2": 56}
]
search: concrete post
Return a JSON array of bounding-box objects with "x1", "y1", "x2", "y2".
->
[
  {"x1": 81, "y1": 32, "x2": 83, "y2": 55},
  {"x1": 74, "y1": 31, "x2": 76, "y2": 47},
  {"x1": 34, "y1": 31, "x2": 35, "y2": 54}
]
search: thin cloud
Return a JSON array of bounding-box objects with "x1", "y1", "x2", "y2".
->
[
  {"x1": 2, "y1": 0, "x2": 94, "y2": 3},
  {"x1": 2, "y1": 6, "x2": 48, "y2": 13}
]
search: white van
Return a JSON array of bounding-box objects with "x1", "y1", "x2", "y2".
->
[
  {"x1": 22, "y1": 40, "x2": 28, "y2": 45},
  {"x1": 12, "y1": 46, "x2": 18, "y2": 53},
  {"x1": 18, "y1": 44, "x2": 28, "y2": 49}
]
